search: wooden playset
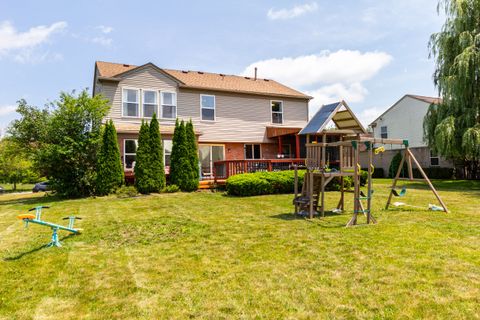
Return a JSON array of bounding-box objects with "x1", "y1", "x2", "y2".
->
[
  {"x1": 293, "y1": 101, "x2": 448, "y2": 226},
  {"x1": 17, "y1": 206, "x2": 82, "y2": 247}
]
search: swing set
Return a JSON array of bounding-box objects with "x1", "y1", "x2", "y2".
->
[{"x1": 292, "y1": 101, "x2": 448, "y2": 227}]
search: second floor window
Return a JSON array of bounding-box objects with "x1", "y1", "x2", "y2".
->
[
  {"x1": 380, "y1": 126, "x2": 388, "y2": 139},
  {"x1": 271, "y1": 101, "x2": 283, "y2": 124},
  {"x1": 143, "y1": 90, "x2": 158, "y2": 118},
  {"x1": 245, "y1": 144, "x2": 261, "y2": 159},
  {"x1": 161, "y1": 92, "x2": 177, "y2": 119},
  {"x1": 123, "y1": 89, "x2": 139, "y2": 117},
  {"x1": 201, "y1": 95, "x2": 215, "y2": 121}
]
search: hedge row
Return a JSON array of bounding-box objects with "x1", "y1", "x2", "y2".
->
[{"x1": 226, "y1": 170, "x2": 367, "y2": 197}]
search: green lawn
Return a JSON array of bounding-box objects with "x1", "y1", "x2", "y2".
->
[{"x1": 0, "y1": 179, "x2": 479, "y2": 319}]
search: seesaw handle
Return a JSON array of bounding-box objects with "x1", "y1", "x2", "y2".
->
[
  {"x1": 28, "y1": 206, "x2": 50, "y2": 211},
  {"x1": 62, "y1": 217, "x2": 82, "y2": 220}
]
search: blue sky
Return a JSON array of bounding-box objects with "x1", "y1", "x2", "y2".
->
[{"x1": 0, "y1": 0, "x2": 444, "y2": 134}]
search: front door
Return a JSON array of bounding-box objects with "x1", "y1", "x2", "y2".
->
[{"x1": 199, "y1": 145, "x2": 224, "y2": 179}]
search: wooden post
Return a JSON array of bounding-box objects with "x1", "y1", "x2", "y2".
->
[
  {"x1": 321, "y1": 134, "x2": 327, "y2": 168},
  {"x1": 309, "y1": 170, "x2": 314, "y2": 219},
  {"x1": 278, "y1": 136, "x2": 282, "y2": 156},
  {"x1": 407, "y1": 148, "x2": 449, "y2": 213},
  {"x1": 386, "y1": 149, "x2": 407, "y2": 210},
  {"x1": 320, "y1": 174, "x2": 325, "y2": 217},
  {"x1": 294, "y1": 165, "x2": 298, "y2": 214},
  {"x1": 295, "y1": 134, "x2": 301, "y2": 159},
  {"x1": 347, "y1": 139, "x2": 360, "y2": 227},
  {"x1": 408, "y1": 150, "x2": 414, "y2": 180},
  {"x1": 367, "y1": 142, "x2": 376, "y2": 224}
]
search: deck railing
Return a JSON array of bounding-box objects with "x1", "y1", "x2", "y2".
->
[{"x1": 213, "y1": 159, "x2": 305, "y2": 181}]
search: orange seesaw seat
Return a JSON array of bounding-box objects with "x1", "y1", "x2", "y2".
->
[{"x1": 17, "y1": 214, "x2": 35, "y2": 220}]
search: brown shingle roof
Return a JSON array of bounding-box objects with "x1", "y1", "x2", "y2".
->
[
  {"x1": 95, "y1": 61, "x2": 312, "y2": 99},
  {"x1": 407, "y1": 94, "x2": 442, "y2": 105}
]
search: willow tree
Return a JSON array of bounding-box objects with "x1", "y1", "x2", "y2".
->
[{"x1": 425, "y1": 0, "x2": 480, "y2": 178}]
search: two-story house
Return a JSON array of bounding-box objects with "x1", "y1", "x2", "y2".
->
[
  {"x1": 93, "y1": 61, "x2": 312, "y2": 180},
  {"x1": 368, "y1": 94, "x2": 453, "y2": 175}
]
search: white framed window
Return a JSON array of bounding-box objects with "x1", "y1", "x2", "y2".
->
[
  {"x1": 380, "y1": 126, "x2": 388, "y2": 139},
  {"x1": 430, "y1": 149, "x2": 439, "y2": 166},
  {"x1": 124, "y1": 139, "x2": 137, "y2": 169},
  {"x1": 143, "y1": 90, "x2": 158, "y2": 118},
  {"x1": 245, "y1": 144, "x2": 261, "y2": 159},
  {"x1": 201, "y1": 94, "x2": 215, "y2": 121},
  {"x1": 161, "y1": 92, "x2": 177, "y2": 119},
  {"x1": 122, "y1": 88, "x2": 139, "y2": 117},
  {"x1": 163, "y1": 139, "x2": 172, "y2": 166},
  {"x1": 271, "y1": 101, "x2": 283, "y2": 124}
]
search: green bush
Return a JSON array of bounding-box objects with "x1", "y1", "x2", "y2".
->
[
  {"x1": 163, "y1": 184, "x2": 180, "y2": 193},
  {"x1": 115, "y1": 186, "x2": 138, "y2": 198},
  {"x1": 226, "y1": 170, "x2": 357, "y2": 197}
]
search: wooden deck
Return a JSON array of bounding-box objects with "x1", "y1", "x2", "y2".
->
[{"x1": 213, "y1": 159, "x2": 305, "y2": 181}]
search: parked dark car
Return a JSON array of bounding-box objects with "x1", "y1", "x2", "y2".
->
[{"x1": 32, "y1": 181, "x2": 50, "y2": 193}]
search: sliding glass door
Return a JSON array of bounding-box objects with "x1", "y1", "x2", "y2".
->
[{"x1": 199, "y1": 145, "x2": 224, "y2": 179}]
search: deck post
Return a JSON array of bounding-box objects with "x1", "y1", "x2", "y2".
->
[
  {"x1": 295, "y1": 134, "x2": 301, "y2": 159},
  {"x1": 278, "y1": 136, "x2": 283, "y2": 156}
]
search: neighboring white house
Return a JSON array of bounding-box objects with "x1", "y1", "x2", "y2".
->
[{"x1": 368, "y1": 94, "x2": 453, "y2": 175}]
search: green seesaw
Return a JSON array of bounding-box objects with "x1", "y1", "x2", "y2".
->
[{"x1": 17, "y1": 206, "x2": 82, "y2": 247}]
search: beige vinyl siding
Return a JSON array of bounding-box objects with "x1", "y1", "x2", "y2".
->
[
  {"x1": 102, "y1": 66, "x2": 178, "y2": 121},
  {"x1": 178, "y1": 89, "x2": 307, "y2": 143},
  {"x1": 97, "y1": 65, "x2": 309, "y2": 143}
]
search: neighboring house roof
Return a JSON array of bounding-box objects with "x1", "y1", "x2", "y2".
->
[
  {"x1": 95, "y1": 61, "x2": 312, "y2": 100},
  {"x1": 299, "y1": 100, "x2": 367, "y2": 135},
  {"x1": 369, "y1": 94, "x2": 442, "y2": 127}
]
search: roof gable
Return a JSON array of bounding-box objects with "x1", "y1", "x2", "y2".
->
[
  {"x1": 369, "y1": 94, "x2": 442, "y2": 126},
  {"x1": 299, "y1": 100, "x2": 366, "y2": 135}
]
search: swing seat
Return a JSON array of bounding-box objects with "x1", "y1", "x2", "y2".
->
[{"x1": 392, "y1": 186, "x2": 407, "y2": 197}]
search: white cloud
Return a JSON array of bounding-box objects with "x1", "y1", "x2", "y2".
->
[
  {"x1": 96, "y1": 25, "x2": 113, "y2": 34},
  {"x1": 0, "y1": 21, "x2": 67, "y2": 56},
  {"x1": 91, "y1": 36, "x2": 113, "y2": 46},
  {"x1": 267, "y1": 2, "x2": 318, "y2": 20},
  {"x1": 0, "y1": 105, "x2": 16, "y2": 117},
  {"x1": 242, "y1": 50, "x2": 392, "y2": 109}
]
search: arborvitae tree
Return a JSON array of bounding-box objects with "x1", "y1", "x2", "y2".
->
[
  {"x1": 388, "y1": 152, "x2": 408, "y2": 178},
  {"x1": 149, "y1": 113, "x2": 166, "y2": 191},
  {"x1": 170, "y1": 120, "x2": 195, "y2": 190},
  {"x1": 184, "y1": 120, "x2": 199, "y2": 191},
  {"x1": 424, "y1": 0, "x2": 480, "y2": 178},
  {"x1": 135, "y1": 121, "x2": 155, "y2": 194},
  {"x1": 96, "y1": 120, "x2": 124, "y2": 195},
  {"x1": 169, "y1": 119, "x2": 181, "y2": 185}
]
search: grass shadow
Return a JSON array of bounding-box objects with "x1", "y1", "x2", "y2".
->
[
  {"x1": 0, "y1": 194, "x2": 66, "y2": 207},
  {"x1": 270, "y1": 210, "x2": 344, "y2": 221},
  {"x1": 3, "y1": 234, "x2": 76, "y2": 261}
]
